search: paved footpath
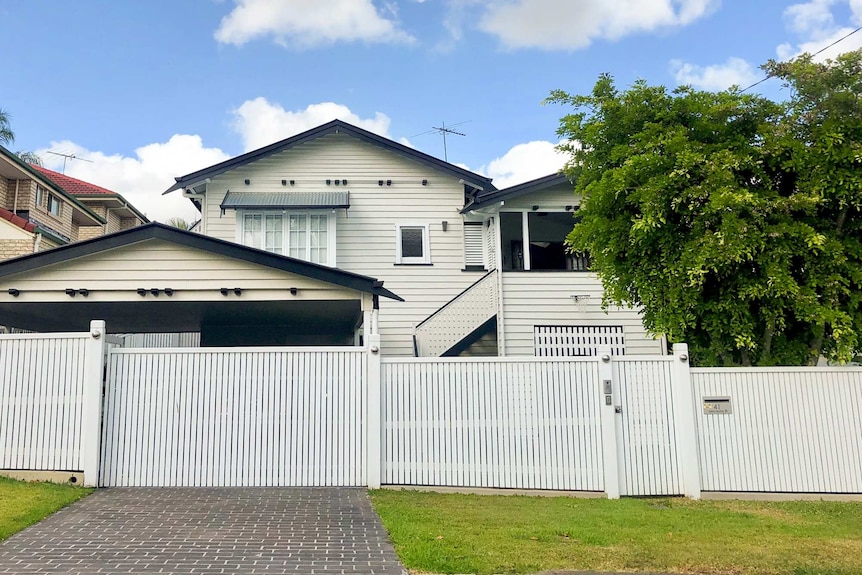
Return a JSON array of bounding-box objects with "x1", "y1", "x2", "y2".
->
[{"x1": 0, "y1": 487, "x2": 406, "y2": 575}]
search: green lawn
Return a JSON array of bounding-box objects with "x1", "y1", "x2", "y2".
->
[
  {"x1": 0, "y1": 476, "x2": 92, "y2": 541},
  {"x1": 370, "y1": 490, "x2": 862, "y2": 575}
]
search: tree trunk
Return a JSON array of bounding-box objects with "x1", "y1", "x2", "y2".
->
[
  {"x1": 740, "y1": 349, "x2": 752, "y2": 367},
  {"x1": 836, "y1": 205, "x2": 849, "y2": 236},
  {"x1": 762, "y1": 320, "x2": 774, "y2": 362},
  {"x1": 809, "y1": 322, "x2": 826, "y2": 365}
]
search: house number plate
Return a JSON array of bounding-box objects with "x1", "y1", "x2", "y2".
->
[{"x1": 703, "y1": 397, "x2": 732, "y2": 414}]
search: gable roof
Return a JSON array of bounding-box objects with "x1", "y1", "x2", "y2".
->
[
  {"x1": 0, "y1": 222, "x2": 402, "y2": 301},
  {"x1": 0, "y1": 146, "x2": 106, "y2": 225},
  {"x1": 30, "y1": 165, "x2": 116, "y2": 195},
  {"x1": 462, "y1": 173, "x2": 575, "y2": 213},
  {"x1": 30, "y1": 165, "x2": 149, "y2": 223},
  {"x1": 164, "y1": 119, "x2": 496, "y2": 195}
]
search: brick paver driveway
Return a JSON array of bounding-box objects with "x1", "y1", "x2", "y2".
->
[{"x1": 0, "y1": 488, "x2": 406, "y2": 574}]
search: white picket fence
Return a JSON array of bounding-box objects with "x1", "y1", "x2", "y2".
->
[
  {"x1": 613, "y1": 357, "x2": 684, "y2": 496},
  {"x1": 0, "y1": 334, "x2": 89, "y2": 472},
  {"x1": 382, "y1": 357, "x2": 604, "y2": 491},
  {"x1": 693, "y1": 367, "x2": 862, "y2": 493},
  {"x1": 0, "y1": 321, "x2": 860, "y2": 497},
  {"x1": 0, "y1": 324, "x2": 104, "y2": 483},
  {"x1": 119, "y1": 332, "x2": 201, "y2": 348},
  {"x1": 100, "y1": 347, "x2": 367, "y2": 487}
]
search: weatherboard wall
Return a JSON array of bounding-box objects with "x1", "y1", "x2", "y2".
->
[
  {"x1": 500, "y1": 272, "x2": 663, "y2": 356},
  {"x1": 496, "y1": 182, "x2": 581, "y2": 211},
  {"x1": 202, "y1": 133, "x2": 486, "y2": 356},
  {"x1": 0, "y1": 239, "x2": 364, "y2": 301}
]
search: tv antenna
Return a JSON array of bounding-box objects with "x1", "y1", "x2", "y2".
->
[
  {"x1": 46, "y1": 151, "x2": 93, "y2": 173},
  {"x1": 412, "y1": 120, "x2": 469, "y2": 162}
]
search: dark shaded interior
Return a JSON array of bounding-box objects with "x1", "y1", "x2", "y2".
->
[{"x1": 0, "y1": 299, "x2": 362, "y2": 346}]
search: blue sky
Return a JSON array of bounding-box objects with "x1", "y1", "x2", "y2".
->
[{"x1": 2, "y1": 0, "x2": 861, "y2": 221}]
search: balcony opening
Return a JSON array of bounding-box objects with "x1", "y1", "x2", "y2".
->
[{"x1": 500, "y1": 211, "x2": 589, "y2": 271}]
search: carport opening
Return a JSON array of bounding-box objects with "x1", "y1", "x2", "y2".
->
[{"x1": 0, "y1": 299, "x2": 365, "y2": 347}]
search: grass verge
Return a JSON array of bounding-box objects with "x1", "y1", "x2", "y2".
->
[
  {"x1": 0, "y1": 476, "x2": 93, "y2": 541},
  {"x1": 370, "y1": 489, "x2": 862, "y2": 575}
]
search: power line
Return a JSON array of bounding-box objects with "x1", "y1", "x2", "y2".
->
[{"x1": 740, "y1": 24, "x2": 862, "y2": 93}]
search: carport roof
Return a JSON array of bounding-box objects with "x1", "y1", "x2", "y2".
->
[{"x1": 0, "y1": 222, "x2": 402, "y2": 302}]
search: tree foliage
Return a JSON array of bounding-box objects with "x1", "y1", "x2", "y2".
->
[
  {"x1": 547, "y1": 50, "x2": 862, "y2": 366},
  {"x1": 0, "y1": 109, "x2": 14, "y2": 146},
  {"x1": 0, "y1": 108, "x2": 43, "y2": 165},
  {"x1": 166, "y1": 217, "x2": 194, "y2": 230}
]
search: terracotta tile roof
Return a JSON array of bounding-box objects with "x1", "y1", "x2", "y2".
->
[
  {"x1": 0, "y1": 207, "x2": 37, "y2": 233},
  {"x1": 30, "y1": 165, "x2": 117, "y2": 196}
]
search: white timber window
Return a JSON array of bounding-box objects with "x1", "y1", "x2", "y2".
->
[
  {"x1": 395, "y1": 223, "x2": 431, "y2": 264},
  {"x1": 463, "y1": 222, "x2": 485, "y2": 270},
  {"x1": 35, "y1": 185, "x2": 45, "y2": 207},
  {"x1": 239, "y1": 211, "x2": 335, "y2": 266}
]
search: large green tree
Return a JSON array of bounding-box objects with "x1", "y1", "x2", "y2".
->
[{"x1": 547, "y1": 50, "x2": 862, "y2": 366}]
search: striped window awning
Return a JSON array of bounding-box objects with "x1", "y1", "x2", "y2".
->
[{"x1": 220, "y1": 191, "x2": 350, "y2": 211}]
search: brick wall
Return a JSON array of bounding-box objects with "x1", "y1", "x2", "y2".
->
[
  {"x1": 37, "y1": 236, "x2": 60, "y2": 252},
  {"x1": 120, "y1": 216, "x2": 141, "y2": 231},
  {"x1": 16, "y1": 180, "x2": 32, "y2": 208},
  {"x1": 1, "y1": 179, "x2": 30, "y2": 212},
  {"x1": 77, "y1": 225, "x2": 104, "y2": 241},
  {"x1": 106, "y1": 210, "x2": 123, "y2": 234},
  {"x1": 0, "y1": 239, "x2": 35, "y2": 260},
  {"x1": 0, "y1": 178, "x2": 7, "y2": 210},
  {"x1": 27, "y1": 181, "x2": 75, "y2": 240}
]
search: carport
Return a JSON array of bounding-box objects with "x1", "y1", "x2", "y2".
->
[{"x1": 0, "y1": 222, "x2": 401, "y2": 345}]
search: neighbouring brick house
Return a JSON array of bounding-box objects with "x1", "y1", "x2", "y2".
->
[
  {"x1": 0, "y1": 145, "x2": 147, "y2": 257},
  {"x1": 30, "y1": 165, "x2": 148, "y2": 239}
]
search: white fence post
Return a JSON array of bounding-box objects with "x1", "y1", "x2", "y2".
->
[
  {"x1": 81, "y1": 320, "x2": 107, "y2": 487},
  {"x1": 366, "y1": 333, "x2": 382, "y2": 489},
  {"x1": 598, "y1": 348, "x2": 620, "y2": 499},
  {"x1": 672, "y1": 343, "x2": 701, "y2": 499}
]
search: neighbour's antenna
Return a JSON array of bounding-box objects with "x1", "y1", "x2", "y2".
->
[
  {"x1": 412, "y1": 120, "x2": 469, "y2": 162},
  {"x1": 46, "y1": 151, "x2": 94, "y2": 173}
]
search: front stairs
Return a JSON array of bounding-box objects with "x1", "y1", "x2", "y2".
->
[{"x1": 413, "y1": 270, "x2": 498, "y2": 357}]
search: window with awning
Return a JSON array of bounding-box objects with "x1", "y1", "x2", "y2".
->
[{"x1": 241, "y1": 212, "x2": 334, "y2": 266}]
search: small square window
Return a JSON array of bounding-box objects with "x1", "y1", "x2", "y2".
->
[
  {"x1": 47, "y1": 194, "x2": 62, "y2": 217},
  {"x1": 396, "y1": 224, "x2": 430, "y2": 264}
]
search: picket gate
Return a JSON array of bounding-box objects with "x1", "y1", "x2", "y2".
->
[{"x1": 100, "y1": 347, "x2": 367, "y2": 487}]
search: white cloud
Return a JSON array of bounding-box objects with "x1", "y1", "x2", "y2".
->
[
  {"x1": 480, "y1": 141, "x2": 567, "y2": 189},
  {"x1": 671, "y1": 0, "x2": 862, "y2": 92},
  {"x1": 776, "y1": 0, "x2": 862, "y2": 61},
  {"x1": 475, "y1": 0, "x2": 716, "y2": 50},
  {"x1": 671, "y1": 57, "x2": 759, "y2": 90},
  {"x1": 32, "y1": 100, "x2": 398, "y2": 223},
  {"x1": 232, "y1": 98, "x2": 393, "y2": 151},
  {"x1": 37, "y1": 136, "x2": 230, "y2": 223},
  {"x1": 214, "y1": 0, "x2": 414, "y2": 47}
]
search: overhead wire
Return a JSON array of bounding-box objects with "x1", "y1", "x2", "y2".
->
[{"x1": 739, "y1": 24, "x2": 862, "y2": 92}]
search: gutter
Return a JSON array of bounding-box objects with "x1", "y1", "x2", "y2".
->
[
  {"x1": 73, "y1": 192, "x2": 149, "y2": 223},
  {"x1": 33, "y1": 226, "x2": 69, "y2": 247}
]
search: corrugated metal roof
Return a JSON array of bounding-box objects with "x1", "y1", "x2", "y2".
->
[{"x1": 220, "y1": 191, "x2": 350, "y2": 210}]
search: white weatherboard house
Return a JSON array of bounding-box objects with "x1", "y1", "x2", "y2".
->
[
  {"x1": 1, "y1": 121, "x2": 859, "y2": 497},
  {"x1": 163, "y1": 120, "x2": 663, "y2": 356},
  {"x1": 0, "y1": 120, "x2": 662, "y2": 356}
]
